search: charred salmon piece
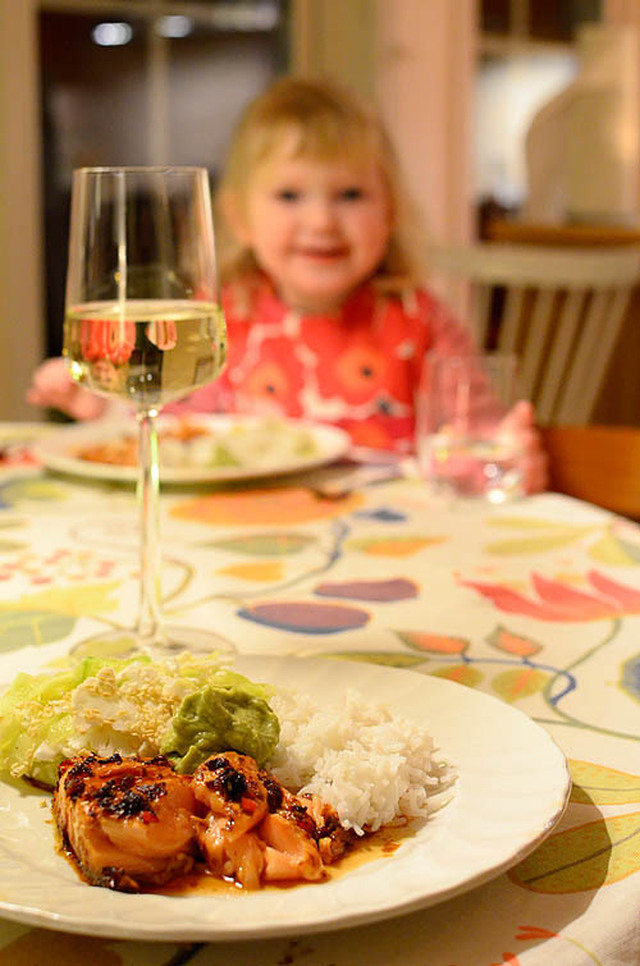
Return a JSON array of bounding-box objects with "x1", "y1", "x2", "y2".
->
[
  {"x1": 259, "y1": 811, "x2": 323, "y2": 882},
  {"x1": 300, "y1": 793, "x2": 358, "y2": 864},
  {"x1": 193, "y1": 766, "x2": 324, "y2": 886},
  {"x1": 53, "y1": 753, "x2": 197, "y2": 892},
  {"x1": 263, "y1": 780, "x2": 355, "y2": 880},
  {"x1": 194, "y1": 816, "x2": 266, "y2": 889},
  {"x1": 254, "y1": 780, "x2": 323, "y2": 881},
  {"x1": 192, "y1": 752, "x2": 269, "y2": 837},
  {"x1": 192, "y1": 752, "x2": 270, "y2": 888},
  {"x1": 193, "y1": 754, "x2": 328, "y2": 885}
]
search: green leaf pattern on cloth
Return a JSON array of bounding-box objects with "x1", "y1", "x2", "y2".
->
[
  {"x1": 0, "y1": 583, "x2": 121, "y2": 652},
  {"x1": 490, "y1": 667, "x2": 550, "y2": 702},
  {"x1": 202, "y1": 532, "x2": 316, "y2": 556},
  {"x1": 484, "y1": 515, "x2": 640, "y2": 567},
  {"x1": 485, "y1": 531, "x2": 592, "y2": 556},
  {"x1": 509, "y1": 812, "x2": 640, "y2": 893},
  {"x1": 587, "y1": 531, "x2": 639, "y2": 566},
  {"x1": 428, "y1": 664, "x2": 485, "y2": 688},
  {"x1": 485, "y1": 625, "x2": 543, "y2": 657},
  {"x1": 0, "y1": 610, "x2": 76, "y2": 651},
  {"x1": 0, "y1": 479, "x2": 67, "y2": 507},
  {"x1": 510, "y1": 759, "x2": 640, "y2": 894},
  {"x1": 569, "y1": 760, "x2": 640, "y2": 806}
]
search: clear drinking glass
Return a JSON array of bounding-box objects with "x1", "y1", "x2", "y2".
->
[
  {"x1": 63, "y1": 166, "x2": 227, "y2": 654},
  {"x1": 416, "y1": 351, "x2": 523, "y2": 504}
]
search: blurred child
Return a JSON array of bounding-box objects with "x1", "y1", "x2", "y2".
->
[{"x1": 26, "y1": 77, "x2": 547, "y2": 492}]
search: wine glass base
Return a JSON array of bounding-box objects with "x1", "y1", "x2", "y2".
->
[{"x1": 70, "y1": 625, "x2": 235, "y2": 661}]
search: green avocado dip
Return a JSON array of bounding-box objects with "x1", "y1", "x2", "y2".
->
[{"x1": 160, "y1": 682, "x2": 280, "y2": 773}]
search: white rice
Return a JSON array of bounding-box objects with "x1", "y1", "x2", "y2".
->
[{"x1": 267, "y1": 688, "x2": 455, "y2": 835}]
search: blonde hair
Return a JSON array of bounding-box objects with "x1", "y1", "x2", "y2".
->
[{"x1": 216, "y1": 76, "x2": 426, "y2": 291}]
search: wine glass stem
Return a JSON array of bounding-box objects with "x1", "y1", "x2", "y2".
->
[{"x1": 137, "y1": 409, "x2": 163, "y2": 646}]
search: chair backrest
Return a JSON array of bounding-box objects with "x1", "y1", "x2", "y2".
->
[
  {"x1": 542, "y1": 424, "x2": 640, "y2": 519},
  {"x1": 427, "y1": 243, "x2": 640, "y2": 424}
]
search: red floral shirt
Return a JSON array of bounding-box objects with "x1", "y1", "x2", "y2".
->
[{"x1": 170, "y1": 276, "x2": 475, "y2": 452}]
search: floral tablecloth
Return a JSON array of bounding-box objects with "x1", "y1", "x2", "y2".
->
[{"x1": 0, "y1": 423, "x2": 638, "y2": 966}]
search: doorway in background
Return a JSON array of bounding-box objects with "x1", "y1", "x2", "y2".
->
[{"x1": 39, "y1": 0, "x2": 289, "y2": 356}]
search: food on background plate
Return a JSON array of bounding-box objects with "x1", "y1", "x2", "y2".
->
[
  {"x1": 0, "y1": 654, "x2": 454, "y2": 892},
  {"x1": 74, "y1": 415, "x2": 320, "y2": 470}
]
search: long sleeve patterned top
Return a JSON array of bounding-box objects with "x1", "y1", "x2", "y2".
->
[{"x1": 169, "y1": 275, "x2": 476, "y2": 453}]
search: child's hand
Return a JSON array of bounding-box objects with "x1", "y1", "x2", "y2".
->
[
  {"x1": 500, "y1": 400, "x2": 548, "y2": 495},
  {"x1": 26, "y1": 358, "x2": 107, "y2": 421}
]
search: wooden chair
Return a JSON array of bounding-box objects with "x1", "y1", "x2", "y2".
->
[
  {"x1": 542, "y1": 424, "x2": 640, "y2": 519},
  {"x1": 427, "y1": 243, "x2": 640, "y2": 425}
]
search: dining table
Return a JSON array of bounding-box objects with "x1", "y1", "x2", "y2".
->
[{"x1": 0, "y1": 419, "x2": 638, "y2": 966}]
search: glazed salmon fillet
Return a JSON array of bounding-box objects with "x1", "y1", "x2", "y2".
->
[
  {"x1": 53, "y1": 753, "x2": 197, "y2": 891},
  {"x1": 192, "y1": 752, "x2": 355, "y2": 888},
  {"x1": 53, "y1": 751, "x2": 356, "y2": 892}
]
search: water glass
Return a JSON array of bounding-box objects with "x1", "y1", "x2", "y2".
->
[{"x1": 416, "y1": 351, "x2": 523, "y2": 503}]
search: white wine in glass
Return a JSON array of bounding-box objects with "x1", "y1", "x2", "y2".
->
[{"x1": 63, "y1": 166, "x2": 227, "y2": 655}]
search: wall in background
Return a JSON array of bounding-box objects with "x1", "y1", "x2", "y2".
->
[{"x1": 0, "y1": 0, "x2": 44, "y2": 421}]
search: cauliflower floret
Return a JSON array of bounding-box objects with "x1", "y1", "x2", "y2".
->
[{"x1": 71, "y1": 656, "x2": 227, "y2": 758}]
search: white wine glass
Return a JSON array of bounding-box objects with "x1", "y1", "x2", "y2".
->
[{"x1": 64, "y1": 166, "x2": 227, "y2": 655}]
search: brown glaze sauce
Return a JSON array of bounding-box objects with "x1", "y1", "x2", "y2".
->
[{"x1": 151, "y1": 820, "x2": 417, "y2": 897}]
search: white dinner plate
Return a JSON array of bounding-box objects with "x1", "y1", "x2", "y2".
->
[
  {"x1": 32, "y1": 414, "x2": 351, "y2": 484},
  {"x1": 0, "y1": 656, "x2": 570, "y2": 942}
]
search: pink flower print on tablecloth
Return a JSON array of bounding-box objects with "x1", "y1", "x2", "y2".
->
[
  {"x1": 461, "y1": 570, "x2": 640, "y2": 621},
  {"x1": 0, "y1": 549, "x2": 117, "y2": 586}
]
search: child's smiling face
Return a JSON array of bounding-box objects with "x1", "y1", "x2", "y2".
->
[{"x1": 231, "y1": 145, "x2": 392, "y2": 314}]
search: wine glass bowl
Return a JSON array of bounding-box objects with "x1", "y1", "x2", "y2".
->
[
  {"x1": 64, "y1": 167, "x2": 225, "y2": 413},
  {"x1": 63, "y1": 166, "x2": 227, "y2": 655}
]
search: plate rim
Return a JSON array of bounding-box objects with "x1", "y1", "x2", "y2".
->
[
  {"x1": 32, "y1": 414, "x2": 352, "y2": 484},
  {"x1": 0, "y1": 655, "x2": 571, "y2": 942}
]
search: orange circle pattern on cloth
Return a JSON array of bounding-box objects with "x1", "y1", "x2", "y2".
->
[{"x1": 170, "y1": 487, "x2": 364, "y2": 527}]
